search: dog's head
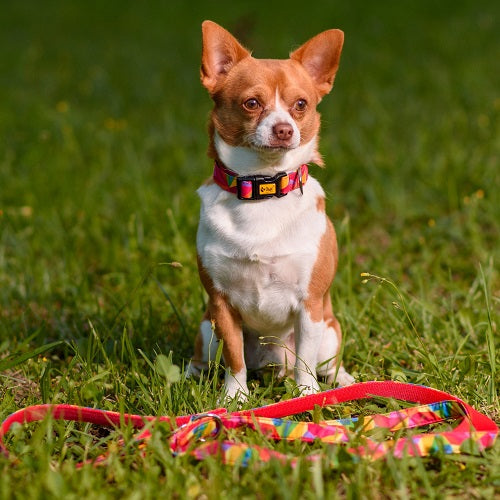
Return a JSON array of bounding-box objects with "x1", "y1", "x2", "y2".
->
[{"x1": 200, "y1": 21, "x2": 344, "y2": 169}]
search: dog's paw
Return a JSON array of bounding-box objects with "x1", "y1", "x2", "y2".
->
[
  {"x1": 295, "y1": 373, "x2": 321, "y2": 395},
  {"x1": 185, "y1": 361, "x2": 205, "y2": 379},
  {"x1": 219, "y1": 388, "x2": 248, "y2": 406},
  {"x1": 222, "y1": 371, "x2": 249, "y2": 403},
  {"x1": 328, "y1": 366, "x2": 355, "y2": 387},
  {"x1": 297, "y1": 384, "x2": 320, "y2": 396}
]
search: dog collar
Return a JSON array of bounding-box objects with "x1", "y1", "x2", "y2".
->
[{"x1": 213, "y1": 161, "x2": 309, "y2": 200}]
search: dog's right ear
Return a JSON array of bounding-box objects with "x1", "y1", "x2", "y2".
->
[{"x1": 201, "y1": 21, "x2": 251, "y2": 94}]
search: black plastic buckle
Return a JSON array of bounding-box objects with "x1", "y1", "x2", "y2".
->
[{"x1": 236, "y1": 171, "x2": 287, "y2": 200}]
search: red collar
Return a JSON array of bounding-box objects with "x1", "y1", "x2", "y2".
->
[{"x1": 212, "y1": 162, "x2": 309, "y2": 200}]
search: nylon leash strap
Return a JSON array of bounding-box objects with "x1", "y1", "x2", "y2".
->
[{"x1": 1, "y1": 382, "x2": 497, "y2": 467}]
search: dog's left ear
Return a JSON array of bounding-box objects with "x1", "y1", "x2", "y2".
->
[{"x1": 290, "y1": 29, "x2": 344, "y2": 97}]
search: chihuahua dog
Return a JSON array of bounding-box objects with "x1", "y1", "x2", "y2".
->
[{"x1": 188, "y1": 21, "x2": 354, "y2": 399}]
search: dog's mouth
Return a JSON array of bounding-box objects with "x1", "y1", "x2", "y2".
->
[
  {"x1": 248, "y1": 139, "x2": 298, "y2": 153},
  {"x1": 255, "y1": 143, "x2": 295, "y2": 151}
]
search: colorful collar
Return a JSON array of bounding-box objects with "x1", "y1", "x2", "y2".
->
[{"x1": 213, "y1": 161, "x2": 309, "y2": 200}]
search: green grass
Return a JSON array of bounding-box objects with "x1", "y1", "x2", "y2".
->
[{"x1": 0, "y1": 0, "x2": 499, "y2": 498}]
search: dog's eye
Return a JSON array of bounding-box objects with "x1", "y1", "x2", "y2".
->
[
  {"x1": 243, "y1": 98, "x2": 260, "y2": 111},
  {"x1": 294, "y1": 99, "x2": 307, "y2": 111}
]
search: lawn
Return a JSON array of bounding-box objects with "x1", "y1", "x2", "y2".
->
[{"x1": 0, "y1": 0, "x2": 498, "y2": 498}]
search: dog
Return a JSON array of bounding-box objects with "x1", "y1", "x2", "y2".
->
[{"x1": 188, "y1": 20, "x2": 354, "y2": 400}]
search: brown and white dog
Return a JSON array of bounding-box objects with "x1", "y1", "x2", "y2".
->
[{"x1": 188, "y1": 21, "x2": 354, "y2": 399}]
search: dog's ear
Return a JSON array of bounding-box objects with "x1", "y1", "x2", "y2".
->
[
  {"x1": 201, "y1": 21, "x2": 251, "y2": 94},
  {"x1": 290, "y1": 29, "x2": 344, "y2": 97}
]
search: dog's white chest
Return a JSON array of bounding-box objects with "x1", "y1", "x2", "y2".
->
[{"x1": 197, "y1": 178, "x2": 327, "y2": 335}]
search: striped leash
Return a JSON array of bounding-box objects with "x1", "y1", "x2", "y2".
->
[{"x1": 1, "y1": 382, "x2": 497, "y2": 466}]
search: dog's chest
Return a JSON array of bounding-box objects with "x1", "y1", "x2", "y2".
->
[{"x1": 197, "y1": 178, "x2": 327, "y2": 334}]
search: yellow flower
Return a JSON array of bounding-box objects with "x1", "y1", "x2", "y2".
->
[
  {"x1": 104, "y1": 118, "x2": 127, "y2": 131},
  {"x1": 56, "y1": 101, "x2": 69, "y2": 113},
  {"x1": 20, "y1": 206, "x2": 33, "y2": 217}
]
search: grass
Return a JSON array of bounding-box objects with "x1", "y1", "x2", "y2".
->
[{"x1": 0, "y1": 0, "x2": 499, "y2": 497}]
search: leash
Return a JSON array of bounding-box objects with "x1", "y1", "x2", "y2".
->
[{"x1": 1, "y1": 382, "x2": 497, "y2": 467}]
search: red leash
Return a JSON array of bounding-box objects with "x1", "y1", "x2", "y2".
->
[{"x1": 1, "y1": 382, "x2": 497, "y2": 466}]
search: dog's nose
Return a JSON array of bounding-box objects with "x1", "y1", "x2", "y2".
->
[{"x1": 273, "y1": 122, "x2": 294, "y2": 141}]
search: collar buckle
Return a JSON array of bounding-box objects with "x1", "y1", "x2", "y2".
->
[{"x1": 237, "y1": 172, "x2": 287, "y2": 200}]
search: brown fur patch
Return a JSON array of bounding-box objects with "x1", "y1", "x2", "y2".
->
[
  {"x1": 197, "y1": 255, "x2": 245, "y2": 373},
  {"x1": 316, "y1": 196, "x2": 326, "y2": 212},
  {"x1": 304, "y1": 217, "x2": 338, "y2": 322}
]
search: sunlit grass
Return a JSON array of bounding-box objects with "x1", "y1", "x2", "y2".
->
[{"x1": 0, "y1": 0, "x2": 498, "y2": 498}]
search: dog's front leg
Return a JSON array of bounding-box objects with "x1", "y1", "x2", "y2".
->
[
  {"x1": 209, "y1": 294, "x2": 248, "y2": 400},
  {"x1": 198, "y1": 257, "x2": 248, "y2": 400},
  {"x1": 293, "y1": 305, "x2": 323, "y2": 393},
  {"x1": 208, "y1": 294, "x2": 248, "y2": 400}
]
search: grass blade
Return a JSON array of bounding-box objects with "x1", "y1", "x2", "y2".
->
[{"x1": 0, "y1": 340, "x2": 65, "y2": 372}]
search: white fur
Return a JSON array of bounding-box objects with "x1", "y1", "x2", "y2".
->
[
  {"x1": 197, "y1": 134, "x2": 350, "y2": 397},
  {"x1": 293, "y1": 310, "x2": 326, "y2": 393},
  {"x1": 214, "y1": 132, "x2": 316, "y2": 175},
  {"x1": 197, "y1": 164, "x2": 326, "y2": 338},
  {"x1": 224, "y1": 366, "x2": 249, "y2": 400}
]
